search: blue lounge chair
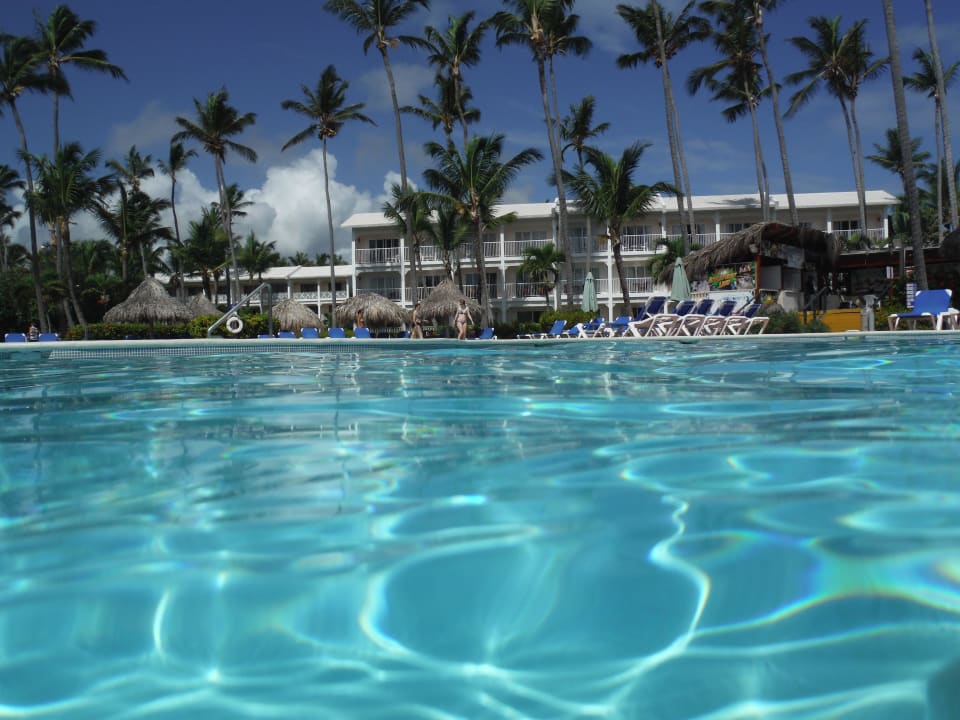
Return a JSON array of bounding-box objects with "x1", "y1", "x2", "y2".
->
[
  {"x1": 328, "y1": 327, "x2": 346, "y2": 339},
  {"x1": 471, "y1": 327, "x2": 496, "y2": 340},
  {"x1": 5, "y1": 333, "x2": 26, "y2": 342},
  {"x1": 595, "y1": 316, "x2": 632, "y2": 337},
  {"x1": 353, "y1": 327, "x2": 372, "y2": 339},
  {"x1": 696, "y1": 299, "x2": 740, "y2": 336},
  {"x1": 300, "y1": 327, "x2": 320, "y2": 339},
  {"x1": 38, "y1": 332, "x2": 59, "y2": 342},
  {"x1": 258, "y1": 333, "x2": 275, "y2": 339},
  {"x1": 626, "y1": 296, "x2": 670, "y2": 337},
  {"x1": 277, "y1": 330, "x2": 297, "y2": 339},
  {"x1": 674, "y1": 298, "x2": 716, "y2": 336},
  {"x1": 722, "y1": 303, "x2": 769, "y2": 335},
  {"x1": 520, "y1": 319, "x2": 566, "y2": 339},
  {"x1": 888, "y1": 289, "x2": 956, "y2": 330}
]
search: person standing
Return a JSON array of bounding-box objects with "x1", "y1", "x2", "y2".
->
[
  {"x1": 411, "y1": 302, "x2": 424, "y2": 339},
  {"x1": 454, "y1": 299, "x2": 472, "y2": 340},
  {"x1": 355, "y1": 309, "x2": 365, "y2": 330}
]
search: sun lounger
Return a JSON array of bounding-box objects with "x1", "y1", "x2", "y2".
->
[
  {"x1": 38, "y1": 332, "x2": 59, "y2": 342},
  {"x1": 300, "y1": 327, "x2": 320, "y2": 339},
  {"x1": 353, "y1": 327, "x2": 372, "y2": 339},
  {"x1": 887, "y1": 289, "x2": 956, "y2": 330},
  {"x1": 696, "y1": 299, "x2": 740, "y2": 336},
  {"x1": 519, "y1": 319, "x2": 567, "y2": 339},
  {"x1": 277, "y1": 330, "x2": 296, "y2": 339},
  {"x1": 626, "y1": 296, "x2": 669, "y2": 337},
  {"x1": 328, "y1": 327, "x2": 346, "y2": 339},
  {"x1": 721, "y1": 303, "x2": 769, "y2": 335},
  {"x1": 468, "y1": 327, "x2": 496, "y2": 340},
  {"x1": 595, "y1": 316, "x2": 632, "y2": 337},
  {"x1": 673, "y1": 298, "x2": 716, "y2": 336},
  {"x1": 4, "y1": 332, "x2": 26, "y2": 343}
]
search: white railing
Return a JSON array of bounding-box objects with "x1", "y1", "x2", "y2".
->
[
  {"x1": 620, "y1": 234, "x2": 661, "y2": 253},
  {"x1": 503, "y1": 239, "x2": 551, "y2": 257},
  {"x1": 355, "y1": 247, "x2": 402, "y2": 266}
]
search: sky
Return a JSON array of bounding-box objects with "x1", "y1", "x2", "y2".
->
[{"x1": 3, "y1": 0, "x2": 959, "y2": 259}]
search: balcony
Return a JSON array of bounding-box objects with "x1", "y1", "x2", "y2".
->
[{"x1": 356, "y1": 247, "x2": 402, "y2": 266}]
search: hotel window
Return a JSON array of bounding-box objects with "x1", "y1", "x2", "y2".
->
[
  {"x1": 623, "y1": 225, "x2": 651, "y2": 237},
  {"x1": 724, "y1": 223, "x2": 751, "y2": 234},
  {"x1": 670, "y1": 223, "x2": 706, "y2": 236},
  {"x1": 835, "y1": 220, "x2": 860, "y2": 231},
  {"x1": 515, "y1": 229, "x2": 549, "y2": 242}
]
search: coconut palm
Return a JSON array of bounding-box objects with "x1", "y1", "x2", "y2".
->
[
  {"x1": 237, "y1": 231, "x2": 281, "y2": 282},
  {"x1": 281, "y1": 64, "x2": 374, "y2": 312},
  {"x1": 0, "y1": 164, "x2": 23, "y2": 272},
  {"x1": 786, "y1": 16, "x2": 887, "y2": 235},
  {"x1": 173, "y1": 87, "x2": 257, "y2": 304},
  {"x1": 617, "y1": 1, "x2": 708, "y2": 250},
  {"x1": 905, "y1": 48, "x2": 959, "y2": 242},
  {"x1": 288, "y1": 251, "x2": 313, "y2": 266},
  {"x1": 94, "y1": 185, "x2": 171, "y2": 281},
  {"x1": 867, "y1": 128, "x2": 930, "y2": 185},
  {"x1": 180, "y1": 205, "x2": 228, "y2": 302},
  {"x1": 105, "y1": 145, "x2": 155, "y2": 278},
  {"x1": 420, "y1": 11, "x2": 488, "y2": 147},
  {"x1": 424, "y1": 197, "x2": 468, "y2": 281},
  {"x1": 880, "y1": 0, "x2": 927, "y2": 290},
  {"x1": 520, "y1": 242, "x2": 566, "y2": 306},
  {"x1": 26, "y1": 141, "x2": 105, "y2": 337},
  {"x1": 921, "y1": 0, "x2": 957, "y2": 234},
  {"x1": 559, "y1": 95, "x2": 609, "y2": 171},
  {"x1": 566, "y1": 143, "x2": 674, "y2": 314},
  {"x1": 382, "y1": 184, "x2": 431, "y2": 297},
  {"x1": 33, "y1": 5, "x2": 127, "y2": 151},
  {"x1": 402, "y1": 72, "x2": 480, "y2": 147},
  {"x1": 423, "y1": 133, "x2": 542, "y2": 325},
  {"x1": 0, "y1": 33, "x2": 55, "y2": 330},
  {"x1": 689, "y1": 13, "x2": 772, "y2": 221},
  {"x1": 158, "y1": 139, "x2": 196, "y2": 298},
  {"x1": 324, "y1": 0, "x2": 429, "y2": 273}
]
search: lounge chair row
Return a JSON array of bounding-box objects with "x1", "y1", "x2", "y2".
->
[
  {"x1": 258, "y1": 327, "x2": 498, "y2": 340},
  {"x1": 4, "y1": 332, "x2": 59, "y2": 342}
]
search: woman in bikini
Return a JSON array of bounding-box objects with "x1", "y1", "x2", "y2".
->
[
  {"x1": 455, "y1": 299, "x2": 472, "y2": 340},
  {"x1": 411, "y1": 302, "x2": 424, "y2": 339}
]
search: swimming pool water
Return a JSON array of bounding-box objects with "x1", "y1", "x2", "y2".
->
[{"x1": 1, "y1": 336, "x2": 959, "y2": 719}]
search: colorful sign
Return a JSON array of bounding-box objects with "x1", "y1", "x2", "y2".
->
[{"x1": 709, "y1": 262, "x2": 755, "y2": 291}]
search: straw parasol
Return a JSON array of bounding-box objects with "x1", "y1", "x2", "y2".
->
[
  {"x1": 104, "y1": 277, "x2": 193, "y2": 324},
  {"x1": 270, "y1": 298, "x2": 324, "y2": 332},
  {"x1": 417, "y1": 280, "x2": 481, "y2": 324},
  {"x1": 333, "y1": 292, "x2": 410, "y2": 328},
  {"x1": 185, "y1": 294, "x2": 220, "y2": 318}
]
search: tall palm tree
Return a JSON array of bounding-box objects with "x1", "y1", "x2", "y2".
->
[
  {"x1": 905, "y1": 48, "x2": 959, "y2": 242},
  {"x1": 237, "y1": 231, "x2": 281, "y2": 282},
  {"x1": 786, "y1": 16, "x2": 887, "y2": 234},
  {"x1": 324, "y1": 0, "x2": 429, "y2": 284},
  {"x1": 281, "y1": 64, "x2": 374, "y2": 312},
  {"x1": 566, "y1": 143, "x2": 673, "y2": 314},
  {"x1": 180, "y1": 205, "x2": 228, "y2": 302},
  {"x1": 689, "y1": 12, "x2": 771, "y2": 221},
  {"x1": 33, "y1": 5, "x2": 127, "y2": 151},
  {"x1": 423, "y1": 197, "x2": 468, "y2": 281},
  {"x1": 617, "y1": 1, "x2": 708, "y2": 251},
  {"x1": 559, "y1": 95, "x2": 609, "y2": 171},
  {"x1": 866, "y1": 127, "x2": 930, "y2": 185},
  {"x1": 0, "y1": 33, "x2": 55, "y2": 331},
  {"x1": 173, "y1": 87, "x2": 257, "y2": 304},
  {"x1": 288, "y1": 251, "x2": 313, "y2": 266},
  {"x1": 158, "y1": 139, "x2": 196, "y2": 299},
  {"x1": 420, "y1": 11, "x2": 488, "y2": 147},
  {"x1": 922, "y1": 0, "x2": 957, "y2": 234},
  {"x1": 402, "y1": 72, "x2": 480, "y2": 147},
  {"x1": 26, "y1": 141, "x2": 104, "y2": 337},
  {"x1": 383, "y1": 183, "x2": 431, "y2": 297},
  {"x1": 520, "y1": 242, "x2": 566, "y2": 306},
  {"x1": 880, "y1": 0, "x2": 927, "y2": 290},
  {"x1": 423, "y1": 133, "x2": 542, "y2": 325},
  {"x1": 105, "y1": 145, "x2": 155, "y2": 279}
]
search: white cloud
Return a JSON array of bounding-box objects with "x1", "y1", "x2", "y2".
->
[
  {"x1": 357, "y1": 63, "x2": 436, "y2": 113},
  {"x1": 105, "y1": 101, "x2": 179, "y2": 160}
]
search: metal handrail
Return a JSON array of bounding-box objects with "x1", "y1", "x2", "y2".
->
[{"x1": 207, "y1": 282, "x2": 273, "y2": 337}]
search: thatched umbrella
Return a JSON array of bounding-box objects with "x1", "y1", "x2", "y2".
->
[
  {"x1": 333, "y1": 292, "x2": 411, "y2": 328},
  {"x1": 104, "y1": 277, "x2": 193, "y2": 324},
  {"x1": 418, "y1": 280, "x2": 481, "y2": 324},
  {"x1": 665, "y1": 222, "x2": 838, "y2": 283},
  {"x1": 270, "y1": 298, "x2": 324, "y2": 332},
  {"x1": 185, "y1": 294, "x2": 220, "y2": 318}
]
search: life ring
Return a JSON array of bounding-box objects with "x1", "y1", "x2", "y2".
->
[{"x1": 226, "y1": 315, "x2": 244, "y2": 334}]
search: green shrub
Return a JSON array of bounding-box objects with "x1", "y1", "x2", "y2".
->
[{"x1": 763, "y1": 310, "x2": 829, "y2": 334}]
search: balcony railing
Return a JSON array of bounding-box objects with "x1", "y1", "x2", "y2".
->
[{"x1": 355, "y1": 247, "x2": 402, "y2": 266}]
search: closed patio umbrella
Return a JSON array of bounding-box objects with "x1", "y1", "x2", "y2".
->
[
  {"x1": 670, "y1": 257, "x2": 692, "y2": 302},
  {"x1": 333, "y1": 292, "x2": 410, "y2": 328},
  {"x1": 581, "y1": 271, "x2": 598, "y2": 313}
]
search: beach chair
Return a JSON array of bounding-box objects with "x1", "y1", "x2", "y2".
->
[
  {"x1": 626, "y1": 296, "x2": 671, "y2": 337},
  {"x1": 674, "y1": 298, "x2": 716, "y2": 336},
  {"x1": 722, "y1": 303, "x2": 769, "y2": 335},
  {"x1": 596, "y1": 316, "x2": 632, "y2": 337},
  {"x1": 471, "y1": 327, "x2": 496, "y2": 340},
  {"x1": 519, "y1": 319, "x2": 567, "y2": 339},
  {"x1": 328, "y1": 327, "x2": 346, "y2": 339},
  {"x1": 887, "y1": 289, "x2": 956, "y2": 330},
  {"x1": 257, "y1": 333, "x2": 275, "y2": 339},
  {"x1": 4, "y1": 332, "x2": 26, "y2": 343},
  {"x1": 300, "y1": 327, "x2": 320, "y2": 339},
  {"x1": 696, "y1": 299, "x2": 740, "y2": 336},
  {"x1": 38, "y1": 332, "x2": 59, "y2": 342},
  {"x1": 277, "y1": 330, "x2": 297, "y2": 339},
  {"x1": 353, "y1": 327, "x2": 372, "y2": 339}
]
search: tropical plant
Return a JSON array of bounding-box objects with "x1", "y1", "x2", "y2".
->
[
  {"x1": 33, "y1": 4, "x2": 126, "y2": 151},
  {"x1": 566, "y1": 143, "x2": 673, "y2": 314},
  {"x1": 173, "y1": 87, "x2": 257, "y2": 303},
  {"x1": 866, "y1": 127, "x2": 930, "y2": 185},
  {"x1": 402, "y1": 72, "x2": 480, "y2": 147},
  {"x1": 0, "y1": 163, "x2": 24, "y2": 272},
  {"x1": 105, "y1": 145, "x2": 156, "y2": 278},
  {"x1": 0, "y1": 33, "x2": 54, "y2": 330},
  {"x1": 520, "y1": 242, "x2": 566, "y2": 305},
  {"x1": 422, "y1": 197, "x2": 467, "y2": 281},
  {"x1": 94, "y1": 187, "x2": 171, "y2": 280},
  {"x1": 617, "y1": 0, "x2": 707, "y2": 249},
  {"x1": 786, "y1": 16, "x2": 888, "y2": 234},
  {"x1": 382, "y1": 184, "x2": 431, "y2": 294},
  {"x1": 179, "y1": 205, "x2": 228, "y2": 302},
  {"x1": 558, "y1": 95, "x2": 609, "y2": 171},
  {"x1": 158, "y1": 139, "x2": 196, "y2": 298},
  {"x1": 288, "y1": 251, "x2": 313, "y2": 266},
  {"x1": 423, "y1": 133, "x2": 542, "y2": 324},
  {"x1": 237, "y1": 231, "x2": 281, "y2": 281},
  {"x1": 281, "y1": 64, "x2": 374, "y2": 312}
]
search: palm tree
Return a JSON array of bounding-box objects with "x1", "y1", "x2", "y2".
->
[
  {"x1": 26, "y1": 141, "x2": 104, "y2": 337},
  {"x1": 173, "y1": 87, "x2": 257, "y2": 304},
  {"x1": 158, "y1": 140, "x2": 196, "y2": 298},
  {"x1": 324, "y1": 0, "x2": 429, "y2": 279},
  {"x1": 0, "y1": 164, "x2": 24, "y2": 272},
  {"x1": 237, "y1": 232, "x2": 281, "y2": 282},
  {"x1": 33, "y1": 5, "x2": 126, "y2": 151},
  {"x1": 420, "y1": 11, "x2": 488, "y2": 147},
  {"x1": 105, "y1": 145, "x2": 155, "y2": 278},
  {"x1": 786, "y1": 16, "x2": 887, "y2": 235},
  {"x1": 520, "y1": 242, "x2": 566, "y2": 306},
  {"x1": 689, "y1": 11, "x2": 772, "y2": 221},
  {"x1": 281, "y1": 64, "x2": 374, "y2": 313},
  {"x1": 921, "y1": 0, "x2": 957, "y2": 234},
  {"x1": 423, "y1": 197, "x2": 468, "y2": 281},
  {"x1": 423, "y1": 133, "x2": 542, "y2": 324},
  {"x1": 880, "y1": 0, "x2": 927, "y2": 290},
  {"x1": 617, "y1": 1, "x2": 708, "y2": 249},
  {"x1": 402, "y1": 72, "x2": 480, "y2": 147},
  {"x1": 95, "y1": 186, "x2": 171, "y2": 280},
  {"x1": 905, "y1": 48, "x2": 959, "y2": 242},
  {"x1": 288, "y1": 251, "x2": 313, "y2": 266},
  {"x1": 382, "y1": 184, "x2": 431, "y2": 297},
  {"x1": 0, "y1": 33, "x2": 54, "y2": 331},
  {"x1": 559, "y1": 95, "x2": 609, "y2": 170},
  {"x1": 180, "y1": 205, "x2": 228, "y2": 302},
  {"x1": 867, "y1": 128, "x2": 930, "y2": 184},
  {"x1": 566, "y1": 143, "x2": 673, "y2": 314}
]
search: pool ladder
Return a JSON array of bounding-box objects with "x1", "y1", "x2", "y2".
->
[{"x1": 207, "y1": 283, "x2": 274, "y2": 337}]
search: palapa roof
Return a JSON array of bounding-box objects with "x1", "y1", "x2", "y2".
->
[
  {"x1": 270, "y1": 298, "x2": 324, "y2": 331},
  {"x1": 669, "y1": 222, "x2": 839, "y2": 283},
  {"x1": 103, "y1": 277, "x2": 193, "y2": 324},
  {"x1": 185, "y1": 294, "x2": 220, "y2": 318},
  {"x1": 417, "y1": 280, "x2": 481, "y2": 323},
  {"x1": 333, "y1": 292, "x2": 410, "y2": 328}
]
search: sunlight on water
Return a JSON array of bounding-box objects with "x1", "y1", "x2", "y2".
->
[{"x1": 1, "y1": 335, "x2": 959, "y2": 718}]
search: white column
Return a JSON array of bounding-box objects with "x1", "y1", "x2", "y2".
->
[
  {"x1": 825, "y1": 208, "x2": 833, "y2": 234},
  {"x1": 714, "y1": 211, "x2": 721, "y2": 244},
  {"x1": 606, "y1": 223, "x2": 615, "y2": 314},
  {"x1": 399, "y1": 236, "x2": 407, "y2": 306},
  {"x1": 499, "y1": 228, "x2": 508, "y2": 322}
]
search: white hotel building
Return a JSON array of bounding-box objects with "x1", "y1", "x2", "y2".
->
[{"x1": 212, "y1": 190, "x2": 898, "y2": 323}]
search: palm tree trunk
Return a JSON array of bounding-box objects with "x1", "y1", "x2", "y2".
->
[
  {"x1": 612, "y1": 237, "x2": 632, "y2": 314},
  {"x1": 882, "y1": 0, "x2": 928, "y2": 289},
  {"x1": 925, "y1": 0, "x2": 958, "y2": 230},
  {"x1": 474, "y1": 218, "x2": 490, "y2": 326},
  {"x1": 170, "y1": 174, "x2": 184, "y2": 299},
  {"x1": 60, "y1": 222, "x2": 87, "y2": 338},
  {"x1": 322, "y1": 139, "x2": 338, "y2": 313},
  {"x1": 672, "y1": 95, "x2": 697, "y2": 243},
  {"x1": 935, "y1": 105, "x2": 944, "y2": 243},
  {"x1": 538, "y1": 55, "x2": 570, "y2": 309},
  {"x1": 848, "y1": 98, "x2": 870, "y2": 234},
  {"x1": 755, "y1": 6, "x2": 798, "y2": 226},
  {"x1": 454, "y1": 74, "x2": 469, "y2": 149},
  {"x1": 214, "y1": 156, "x2": 240, "y2": 303},
  {"x1": 747, "y1": 93, "x2": 768, "y2": 222},
  {"x1": 837, "y1": 96, "x2": 868, "y2": 234},
  {"x1": 11, "y1": 104, "x2": 49, "y2": 332}
]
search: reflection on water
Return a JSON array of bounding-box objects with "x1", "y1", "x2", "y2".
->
[{"x1": 1, "y1": 336, "x2": 959, "y2": 718}]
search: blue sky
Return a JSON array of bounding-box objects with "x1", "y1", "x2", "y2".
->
[{"x1": 3, "y1": 0, "x2": 959, "y2": 257}]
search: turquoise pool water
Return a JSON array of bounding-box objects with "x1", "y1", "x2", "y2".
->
[{"x1": 1, "y1": 336, "x2": 959, "y2": 719}]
